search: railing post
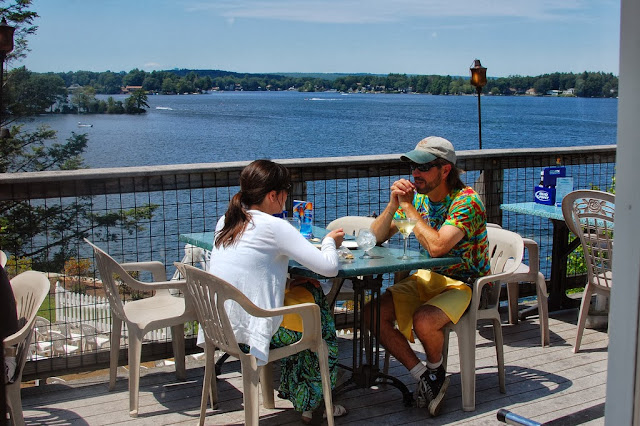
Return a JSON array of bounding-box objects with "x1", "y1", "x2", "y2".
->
[
  {"x1": 287, "y1": 181, "x2": 306, "y2": 213},
  {"x1": 475, "y1": 166, "x2": 503, "y2": 225}
]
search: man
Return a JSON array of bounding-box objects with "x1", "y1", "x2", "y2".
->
[{"x1": 367, "y1": 136, "x2": 489, "y2": 416}]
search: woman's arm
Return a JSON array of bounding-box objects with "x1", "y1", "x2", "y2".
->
[{"x1": 276, "y1": 220, "x2": 341, "y2": 277}]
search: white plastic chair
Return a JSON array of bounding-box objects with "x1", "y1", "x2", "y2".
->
[
  {"x1": 441, "y1": 227, "x2": 524, "y2": 411},
  {"x1": 325, "y1": 216, "x2": 376, "y2": 309},
  {"x1": 175, "y1": 262, "x2": 335, "y2": 426},
  {"x1": 48, "y1": 330, "x2": 80, "y2": 356},
  {"x1": 3, "y1": 270, "x2": 50, "y2": 426},
  {"x1": 78, "y1": 323, "x2": 111, "y2": 351},
  {"x1": 561, "y1": 190, "x2": 614, "y2": 353},
  {"x1": 487, "y1": 223, "x2": 550, "y2": 347},
  {"x1": 84, "y1": 239, "x2": 196, "y2": 417},
  {"x1": 0, "y1": 249, "x2": 7, "y2": 267}
]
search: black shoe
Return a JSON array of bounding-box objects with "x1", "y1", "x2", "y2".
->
[{"x1": 415, "y1": 365, "x2": 449, "y2": 416}]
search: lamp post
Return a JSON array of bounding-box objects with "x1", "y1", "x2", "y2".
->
[
  {"x1": 470, "y1": 59, "x2": 487, "y2": 149},
  {"x1": 0, "y1": 17, "x2": 15, "y2": 138}
]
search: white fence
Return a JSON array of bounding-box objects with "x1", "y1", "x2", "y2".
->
[{"x1": 54, "y1": 282, "x2": 171, "y2": 341}]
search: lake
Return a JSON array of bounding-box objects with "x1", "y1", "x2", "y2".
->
[{"x1": 22, "y1": 91, "x2": 618, "y2": 168}]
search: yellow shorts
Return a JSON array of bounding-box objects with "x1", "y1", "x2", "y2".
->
[{"x1": 387, "y1": 270, "x2": 472, "y2": 342}]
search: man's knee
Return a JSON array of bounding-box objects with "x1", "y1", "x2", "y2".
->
[{"x1": 413, "y1": 304, "x2": 450, "y2": 331}]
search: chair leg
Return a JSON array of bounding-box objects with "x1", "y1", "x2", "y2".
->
[
  {"x1": 456, "y1": 319, "x2": 477, "y2": 412},
  {"x1": 6, "y1": 381, "x2": 24, "y2": 426},
  {"x1": 241, "y1": 356, "x2": 261, "y2": 426},
  {"x1": 109, "y1": 317, "x2": 123, "y2": 391},
  {"x1": 170, "y1": 324, "x2": 186, "y2": 380},
  {"x1": 492, "y1": 319, "x2": 506, "y2": 393},
  {"x1": 199, "y1": 344, "x2": 217, "y2": 426},
  {"x1": 506, "y1": 282, "x2": 519, "y2": 325},
  {"x1": 382, "y1": 349, "x2": 391, "y2": 375},
  {"x1": 536, "y1": 272, "x2": 550, "y2": 347},
  {"x1": 128, "y1": 329, "x2": 144, "y2": 417},
  {"x1": 260, "y1": 363, "x2": 275, "y2": 409},
  {"x1": 574, "y1": 284, "x2": 594, "y2": 353},
  {"x1": 442, "y1": 328, "x2": 450, "y2": 371},
  {"x1": 317, "y1": 342, "x2": 335, "y2": 426}
]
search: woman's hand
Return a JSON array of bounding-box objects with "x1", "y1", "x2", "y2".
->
[{"x1": 326, "y1": 228, "x2": 345, "y2": 248}]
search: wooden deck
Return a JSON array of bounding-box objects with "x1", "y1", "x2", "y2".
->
[{"x1": 18, "y1": 309, "x2": 608, "y2": 425}]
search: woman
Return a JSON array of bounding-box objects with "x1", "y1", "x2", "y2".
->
[{"x1": 207, "y1": 159, "x2": 346, "y2": 423}]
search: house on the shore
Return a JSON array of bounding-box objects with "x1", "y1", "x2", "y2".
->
[
  {"x1": 525, "y1": 88, "x2": 537, "y2": 96},
  {"x1": 121, "y1": 85, "x2": 143, "y2": 94}
]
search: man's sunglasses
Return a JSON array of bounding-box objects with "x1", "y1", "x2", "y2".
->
[{"x1": 410, "y1": 162, "x2": 439, "y2": 172}]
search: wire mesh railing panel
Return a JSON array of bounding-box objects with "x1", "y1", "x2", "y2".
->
[{"x1": 0, "y1": 146, "x2": 615, "y2": 378}]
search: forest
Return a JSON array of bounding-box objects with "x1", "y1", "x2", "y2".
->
[{"x1": 14, "y1": 67, "x2": 618, "y2": 116}]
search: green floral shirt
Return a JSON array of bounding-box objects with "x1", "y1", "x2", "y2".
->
[{"x1": 394, "y1": 187, "x2": 490, "y2": 280}]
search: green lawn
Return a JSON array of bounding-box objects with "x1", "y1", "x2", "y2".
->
[{"x1": 37, "y1": 294, "x2": 56, "y2": 322}]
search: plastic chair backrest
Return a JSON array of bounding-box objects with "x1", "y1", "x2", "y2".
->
[
  {"x1": 85, "y1": 240, "x2": 129, "y2": 322},
  {"x1": 483, "y1": 227, "x2": 525, "y2": 307},
  {"x1": 327, "y1": 216, "x2": 375, "y2": 237},
  {"x1": 562, "y1": 190, "x2": 615, "y2": 291},
  {"x1": 0, "y1": 249, "x2": 7, "y2": 268},
  {"x1": 5, "y1": 271, "x2": 50, "y2": 381},
  {"x1": 178, "y1": 263, "x2": 244, "y2": 357}
]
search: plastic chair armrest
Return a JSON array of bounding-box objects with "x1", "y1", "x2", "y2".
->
[
  {"x1": 240, "y1": 302, "x2": 322, "y2": 343},
  {"x1": 3, "y1": 321, "x2": 34, "y2": 349},
  {"x1": 522, "y1": 238, "x2": 540, "y2": 273},
  {"x1": 121, "y1": 260, "x2": 167, "y2": 282}
]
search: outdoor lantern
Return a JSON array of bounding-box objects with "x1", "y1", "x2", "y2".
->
[
  {"x1": 469, "y1": 59, "x2": 487, "y2": 89},
  {"x1": 0, "y1": 17, "x2": 15, "y2": 57},
  {"x1": 469, "y1": 59, "x2": 487, "y2": 149}
]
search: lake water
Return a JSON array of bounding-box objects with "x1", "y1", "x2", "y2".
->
[{"x1": 22, "y1": 91, "x2": 618, "y2": 168}]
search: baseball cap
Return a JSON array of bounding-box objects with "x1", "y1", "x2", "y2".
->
[{"x1": 400, "y1": 136, "x2": 456, "y2": 165}]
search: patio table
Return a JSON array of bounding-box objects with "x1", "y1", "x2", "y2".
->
[
  {"x1": 179, "y1": 227, "x2": 460, "y2": 406},
  {"x1": 500, "y1": 202, "x2": 581, "y2": 313}
]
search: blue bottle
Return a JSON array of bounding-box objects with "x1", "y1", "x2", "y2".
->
[{"x1": 300, "y1": 204, "x2": 313, "y2": 239}]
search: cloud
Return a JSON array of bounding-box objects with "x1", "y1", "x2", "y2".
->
[
  {"x1": 185, "y1": 0, "x2": 589, "y2": 24},
  {"x1": 144, "y1": 62, "x2": 162, "y2": 69}
]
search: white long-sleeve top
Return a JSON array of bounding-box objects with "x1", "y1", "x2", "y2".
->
[{"x1": 207, "y1": 210, "x2": 339, "y2": 365}]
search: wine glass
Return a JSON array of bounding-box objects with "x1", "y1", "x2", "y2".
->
[
  {"x1": 356, "y1": 228, "x2": 377, "y2": 259},
  {"x1": 393, "y1": 218, "x2": 418, "y2": 260}
]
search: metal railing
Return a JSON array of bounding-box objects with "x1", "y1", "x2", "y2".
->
[{"x1": 0, "y1": 145, "x2": 616, "y2": 379}]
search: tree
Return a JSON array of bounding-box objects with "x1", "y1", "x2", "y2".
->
[
  {"x1": 0, "y1": 1, "x2": 159, "y2": 272},
  {"x1": 5, "y1": 67, "x2": 67, "y2": 117},
  {"x1": 122, "y1": 68, "x2": 145, "y2": 86},
  {"x1": 124, "y1": 88, "x2": 149, "y2": 113},
  {"x1": 70, "y1": 85, "x2": 96, "y2": 113}
]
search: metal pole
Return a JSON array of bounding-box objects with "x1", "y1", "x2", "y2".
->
[
  {"x1": 0, "y1": 53, "x2": 4, "y2": 132},
  {"x1": 476, "y1": 85, "x2": 482, "y2": 150}
]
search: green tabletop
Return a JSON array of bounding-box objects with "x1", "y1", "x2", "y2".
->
[
  {"x1": 179, "y1": 227, "x2": 461, "y2": 279},
  {"x1": 500, "y1": 202, "x2": 564, "y2": 221}
]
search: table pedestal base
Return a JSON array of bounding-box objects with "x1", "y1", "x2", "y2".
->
[{"x1": 333, "y1": 274, "x2": 413, "y2": 407}]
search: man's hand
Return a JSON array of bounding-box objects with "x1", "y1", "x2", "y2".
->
[{"x1": 391, "y1": 178, "x2": 415, "y2": 204}]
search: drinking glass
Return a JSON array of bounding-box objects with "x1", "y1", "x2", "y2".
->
[
  {"x1": 393, "y1": 218, "x2": 418, "y2": 260},
  {"x1": 356, "y1": 228, "x2": 377, "y2": 259},
  {"x1": 284, "y1": 216, "x2": 301, "y2": 232}
]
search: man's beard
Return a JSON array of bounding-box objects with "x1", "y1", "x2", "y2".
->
[{"x1": 415, "y1": 173, "x2": 442, "y2": 194}]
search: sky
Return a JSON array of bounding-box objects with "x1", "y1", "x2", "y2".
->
[{"x1": 16, "y1": 0, "x2": 621, "y2": 78}]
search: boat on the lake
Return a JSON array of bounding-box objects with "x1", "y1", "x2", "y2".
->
[{"x1": 77, "y1": 122, "x2": 93, "y2": 127}]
